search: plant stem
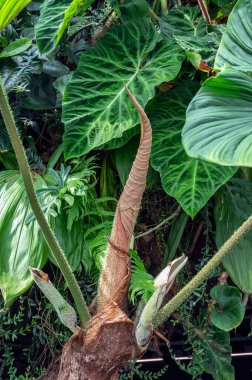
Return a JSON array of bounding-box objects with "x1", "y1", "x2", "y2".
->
[
  {"x1": 152, "y1": 0, "x2": 160, "y2": 13},
  {"x1": 161, "y1": 0, "x2": 168, "y2": 16},
  {"x1": 154, "y1": 214, "x2": 252, "y2": 327},
  {"x1": 0, "y1": 77, "x2": 90, "y2": 327},
  {"x1": 149, "y1": 7, "x2": 159, "y2": 22},
  {"x1": 135, "y1": 206, "x2": 181, "y2": 239},
  {"x1": 197, "y1": 0, "x2": 211, "y2": 24}
]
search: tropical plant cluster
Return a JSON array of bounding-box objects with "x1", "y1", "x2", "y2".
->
[{"x1": 0, "y1": 0, "x2": 252, "y2": 379}]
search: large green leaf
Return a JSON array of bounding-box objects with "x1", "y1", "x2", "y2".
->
[
  {"x1": 0, "y1": 0, "x2": 31, "y2": 32},
  {"x1": 62, "y1": 19, "x2": 184, "y2": 159},
  {"x1": 215, "y1": 0, "x2": 252, "y2": 72},
  {"x1": 215, "y1": 177, "x2": 252, "y2": 292},
  {"x1": 148, "y1": 81, "x2": 236, "y2": 218},
  {"x1": 182, "y1": 69, "x2": 252, "y2": 167},
  {"x1": 210, "y1": 285, "x2": 245, "y2": 331},
  {"x1": 35, "y1": 0, "x2": 95, "y2": 55},
  {"x1": 0, "y1": 38, "x2": 32, "y2": 58},
  {"x1": 0, "y1": 171, "x2": 49, "y2": 305},
  {"x1": 203, "y1": 327, "x2": 234, "y2": 380}
]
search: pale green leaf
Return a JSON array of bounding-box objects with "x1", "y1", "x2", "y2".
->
[
  {"x1": 182, "y1": 69, "x2": 252, "y2": 167},
  {"x1": 0, "y1": 0, "x2": 31, "y2": 32},
  {"x1": 62, "y1": 19, "x2": 184, "y2": 159},
  {"x1": 215, "y1": 0, "x2": 252, "y2": 72}
]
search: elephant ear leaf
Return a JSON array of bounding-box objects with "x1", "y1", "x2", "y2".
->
[
  {"x1": 30, "y1": 268, "x2": 78, "y2": 333},
  {"x1": 215, "y1": 0, "x2": 252, "y2": 72}
]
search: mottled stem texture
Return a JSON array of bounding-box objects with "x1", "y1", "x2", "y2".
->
[
  {"x1": 154, "y1": 215, "x2": 252, "y2": 327},
  {"x1": 0, "y1": 76, "x2": 90, "y2": 326}
]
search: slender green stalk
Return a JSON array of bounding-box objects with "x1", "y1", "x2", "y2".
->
[
  {"x1": 154, "y1": 214, "x2": 252, "y2": 327},
  {"x1": 152, "y1": 0, "x2": 160, "y2": 12},
  {"x1": 161, "y1": 0, "x2": 168, "y2": 16},
  {"x1": 0, "y1": 76, "x2": 90, "y2": 326},
  {"x1": 149, "y1": 7, "x2": 159, "y2": 22}
]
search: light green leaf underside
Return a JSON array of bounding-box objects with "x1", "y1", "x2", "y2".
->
[
  {"x1": 0, "y1": 38, "x2": 32, "y2": 58},
  {"x1": 210, "y1": 285, "x2": 245, "y2": 331},
  {"x1": 35, "y1": 0, "x2": 95, "y2": 55},
  {"x1": 62, "y1": 19, "x2": 184, "y2": 159},
  {"x1": 0, "y1": 0, "x2": 31, "y2": 32},
  {"x1": 182, "y1": 69, "x2": 252, "y2": 167},
  {"x1": 215, "y1": 177, "x2": 252, "y2": 292},
  {"x1": 215, "y1": 0, "x2": 252, "y2": 71},
  {"x1": 148, "y1": 81, "x2": 236, "y2": 218},
  {"x1": 0, "y1": 171, "x2": 49, "y2": 305}
]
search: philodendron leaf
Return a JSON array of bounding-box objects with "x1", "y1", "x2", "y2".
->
[
  {"x1": 62, "y1": 19, "x2": 184, "y2": 159},
  {"x1": 149, "y1": 80, "x2": 236, "y2": 218},
  {"x1": 0, "y1": 0, "x2": 31, "y2": 32},
  {"x1": 135, "y1": 255, "x2": 187, "y2": 349},
  {"x1": 0, "y1": 171, "x2": 49, "y2": 305},
  {"x1": 215, "y1": 0, "x2": 252, "y2": 72},
  {"x1": 210, "y1": 285, "x2": 245, "y2": 331},
  {"x1": 215, "y1": 178, "x2": 252, "y2": 292},
  {"x1": 35, "y1": 0, "x2": 95, "y2": 55},
  {"x1": 30, "y1": 268, "x2": 78, "y2": 333},
  {"x1": 182, "y1": 69, "x2": 252, "y2": 167},
  {"x1": 0, "y1": 38, "x2": 32, "y2": 58}
]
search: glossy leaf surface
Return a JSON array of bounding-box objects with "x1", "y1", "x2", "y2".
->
[{"x1": 0, "y1": 0, "x2": 31, "y2": 32}]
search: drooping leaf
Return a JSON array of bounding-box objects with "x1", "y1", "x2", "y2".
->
[
  {"x1": 0, "y1": 0, "x2": 31, "y2": 32},
  {"x1": 182, "y1": 69, "x2": 252, "y2": 167},
  {"x1": 215, "y1": 0, "x2": 252, "y2": 72},
  {"x1": 0, "y1": 38, "x2": 32, "y2": 58},
  {"x1": 35, "y1": 0, "x2": 95, "y2": 55},
  {"x1": 210, "y1": 285, "x2": 245, "y2": 331},
  {"x1": 215, "y1": 177, "x2": 252, "y2": 292},
  {"x1": 30, "y1": 268, "x2": 78, "y2": 333},
  {"x1": 0, "y1": 171, "x2": 49, "y2": 305},
  {"x1": 148, "y1": 80, "x2": 236, "y2": 218},
  {"x1": 203, "y1": 326, "x2": 234, "y2": 380},
  {"x1": 62, "y1": 19, "x2": 184, "y2": 159}
]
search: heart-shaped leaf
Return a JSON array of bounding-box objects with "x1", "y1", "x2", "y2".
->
[
  {"x1": 0, "y1": 171, "x2": 49, "y2": 305},
  {"x1": 148, "y1": 80, "x2": 236, "y2": 217},
  {"x1": 215, "y1": 0, "x2": 252, "y2": 72},
  {"x1": 62, "y1": 19, "x2": 184, "y2": 159},
  {"x1": 210, "y1": 285, "x2": 245, "y2": 331},
  {"x1": 182, "y1": 69, "x2": 252, "y2": 167}
]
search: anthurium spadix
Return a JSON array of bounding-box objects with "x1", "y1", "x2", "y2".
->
[
  {"x1": 30, "y1": 267, "x2": 78, "y2": 333},
  {"x1": 135, "y1": 254, "x2": 188, "y2": 349}
]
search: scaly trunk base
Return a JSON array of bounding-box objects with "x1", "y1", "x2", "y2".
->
[{"x1": 42, "y1": 302, "x2": 141, "y2": 380}]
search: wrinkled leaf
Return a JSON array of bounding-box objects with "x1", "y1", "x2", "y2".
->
[
  {"x1": 210, "y1": 285, "x2": 245, "y2": 331},
  {"x1": 0, "y1": 171, "x2": 49, "y2": 305},
  {"x1": 35, "y1": 0, "x2": 95, "y2": 55},
  {"x1": 182, "y1": 69, "x2": 252, "y2": 167},
  {"x1": 0, "y1": 38, "x2": 32, "y2": 58},
  {"x1": 215, "y1": 0, "x2": 252, "y2": 71},
  {"x1": 149, "y1": 80, "x2": 236, "y2": 217},
  {"x1": 62, "y1": 19, "x2": 183, "y2": 159}
]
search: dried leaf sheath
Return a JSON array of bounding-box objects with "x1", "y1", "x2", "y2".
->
[{"x1": 98, "y1": 89, "x2": 152, "y2": 310}]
